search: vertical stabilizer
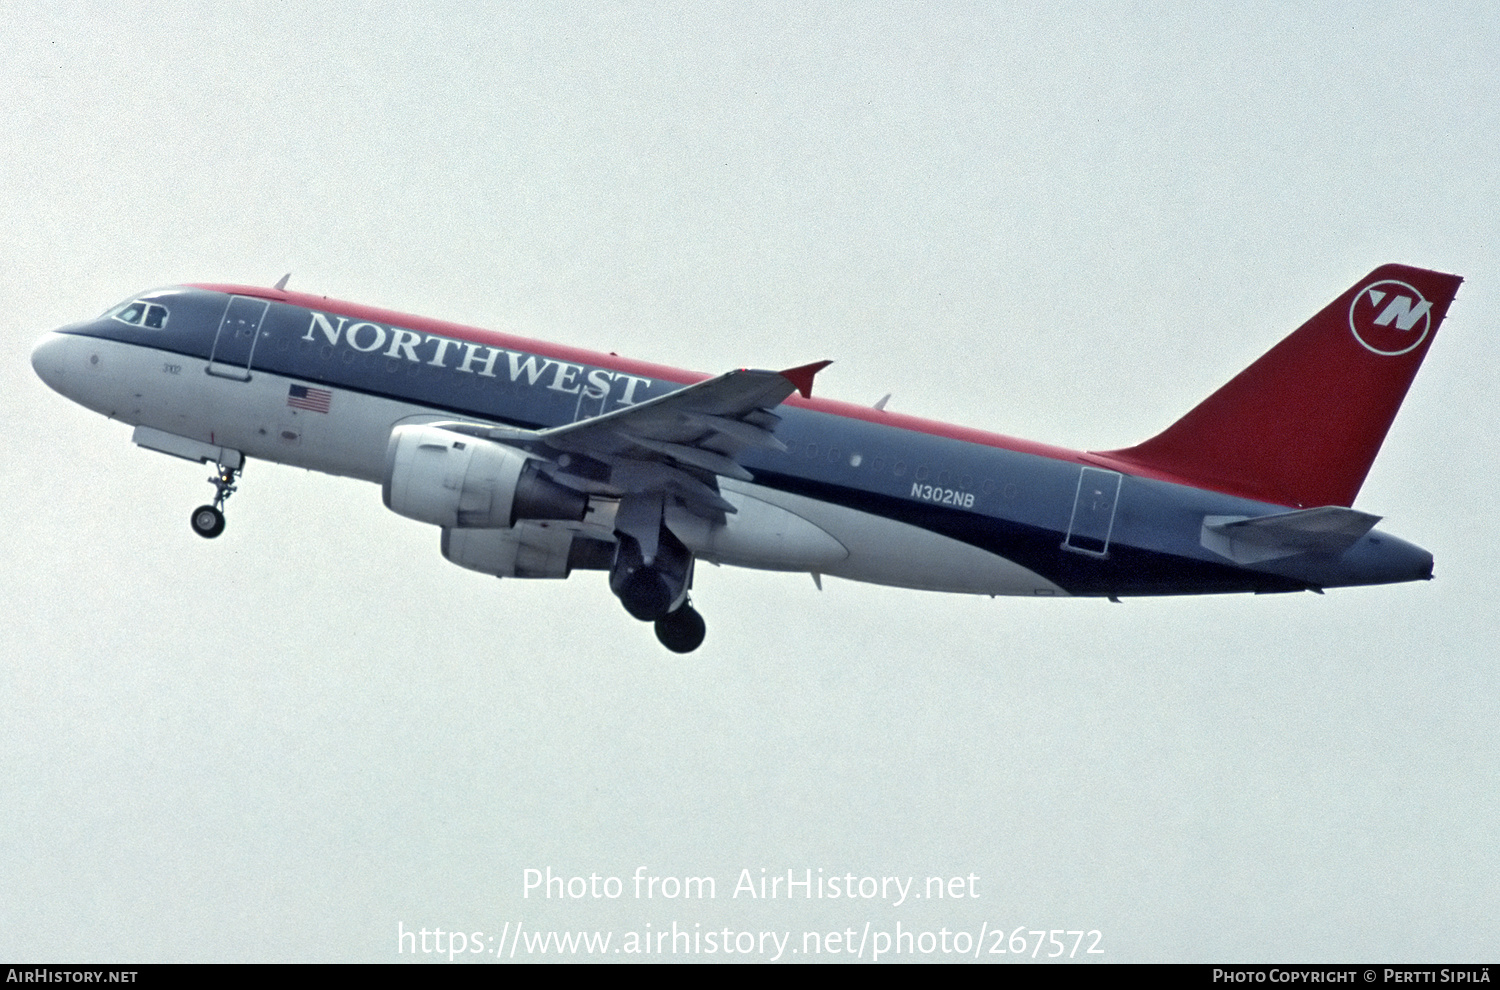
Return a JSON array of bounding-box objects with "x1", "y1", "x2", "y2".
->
[{"x1": 1102, "y1": 264, "x2": 1462, "y2": 508}]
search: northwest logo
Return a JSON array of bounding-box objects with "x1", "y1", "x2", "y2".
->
[
  {"x1": 1348, "y1": 280, "x2": 1432, "y2": 356},
  {"x1": 300, "y1": 311, "x2": 655, "y2": 411}
]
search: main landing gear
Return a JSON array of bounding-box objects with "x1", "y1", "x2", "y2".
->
[
  {"x1": 608, "y1": 522, "x2": 708, "y2": 653},
  {"x1": 654, "y1": 600, "x2": 707, "y2": 654},
  {"x1": 190, "y1": 461, "x2": 240, "y2": 539}
]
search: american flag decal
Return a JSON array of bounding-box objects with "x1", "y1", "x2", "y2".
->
[{"x1": 287, "y1": 384, "x2": 332, "y2": 413}]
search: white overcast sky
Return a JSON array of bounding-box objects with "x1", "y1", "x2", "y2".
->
[{"x1": 1, "y1": 1, "x2": 1497, "y2": 963}]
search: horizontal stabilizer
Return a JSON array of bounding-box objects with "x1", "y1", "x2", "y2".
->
[{"x1": 1201, "y1": 506, "x2": 1382, "y2": 565}]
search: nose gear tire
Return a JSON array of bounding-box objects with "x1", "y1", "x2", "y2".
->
[{"x1": 191, "y1": 505, "x2": 225, "y2": 539}]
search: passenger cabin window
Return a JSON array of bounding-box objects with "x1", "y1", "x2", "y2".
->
[{"x1": 109, "y1": 300, "x2": 169, "y2": 330}]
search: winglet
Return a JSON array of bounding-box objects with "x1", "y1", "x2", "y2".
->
[{"x1": 779, "y1": 360, "x2": 833, "y2": 399}]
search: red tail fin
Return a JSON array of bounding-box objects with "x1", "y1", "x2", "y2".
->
[{"x1": 1101, "y1": 264, "x2": 1462, "y2": 508}]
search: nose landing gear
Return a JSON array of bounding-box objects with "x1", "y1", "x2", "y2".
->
[{"x1": 190, "y1": 461, "x2": 240, "y2": 539}]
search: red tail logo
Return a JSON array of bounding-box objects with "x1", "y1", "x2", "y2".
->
[
  {"x1": 1351, "y1": 280, "x2": 1432, "y2": 356},
  {"x1": 1098, "y1": 264, "x2": 1462, "y2": 508}
]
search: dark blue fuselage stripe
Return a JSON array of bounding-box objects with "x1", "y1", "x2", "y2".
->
[{"x1": 754, "y1": 471, "x2": 1310, "y2": 597}]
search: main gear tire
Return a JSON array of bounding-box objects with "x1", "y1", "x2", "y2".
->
[{"x1": 654, "y1": 603, "x2": 706, "y2": 654}]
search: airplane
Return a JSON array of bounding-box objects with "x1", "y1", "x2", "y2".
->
[{"x1": 30, "y1": 263, "x2": 1462, "y2": 653}]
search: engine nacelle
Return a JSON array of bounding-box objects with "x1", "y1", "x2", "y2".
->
[
  {"x1": 442, "y1": 522, "x2": 614, "y2": 579},
  {"x1": 383, "y1": 424, "x2": 587, "y2": 528}
]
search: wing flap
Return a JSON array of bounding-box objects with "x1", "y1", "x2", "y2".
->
[{"x1": 614, "y1": 432, "x2": 756, "y2": 481}]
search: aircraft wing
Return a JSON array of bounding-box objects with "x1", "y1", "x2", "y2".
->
[{"x1": 433, "y1": 360, "x2": 830, "y2": 518}]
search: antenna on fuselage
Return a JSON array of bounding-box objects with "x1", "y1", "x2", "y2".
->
[{"x1": 273, "y1": 273, "x2": 291, "y2": 291}]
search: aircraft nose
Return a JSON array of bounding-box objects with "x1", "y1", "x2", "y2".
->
[{"x1": 31, "y1": 331, "x2": 73, "y2": 393}]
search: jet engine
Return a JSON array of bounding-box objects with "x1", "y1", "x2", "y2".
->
[
  {"x1": 383, "y1": 424, "x2": 587, "y2": 528},
  {"x1": 442, "y1": 522, "x2": 613, "y2": 579}
]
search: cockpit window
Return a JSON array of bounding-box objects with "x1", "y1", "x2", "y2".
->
[{"x1": 108, "y1": 300, "x2": 169, "y2": 330}]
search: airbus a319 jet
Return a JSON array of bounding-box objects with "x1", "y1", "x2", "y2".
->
[{"x1": 31, "y1": 264, "x2": 1461, "y2": 652}]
